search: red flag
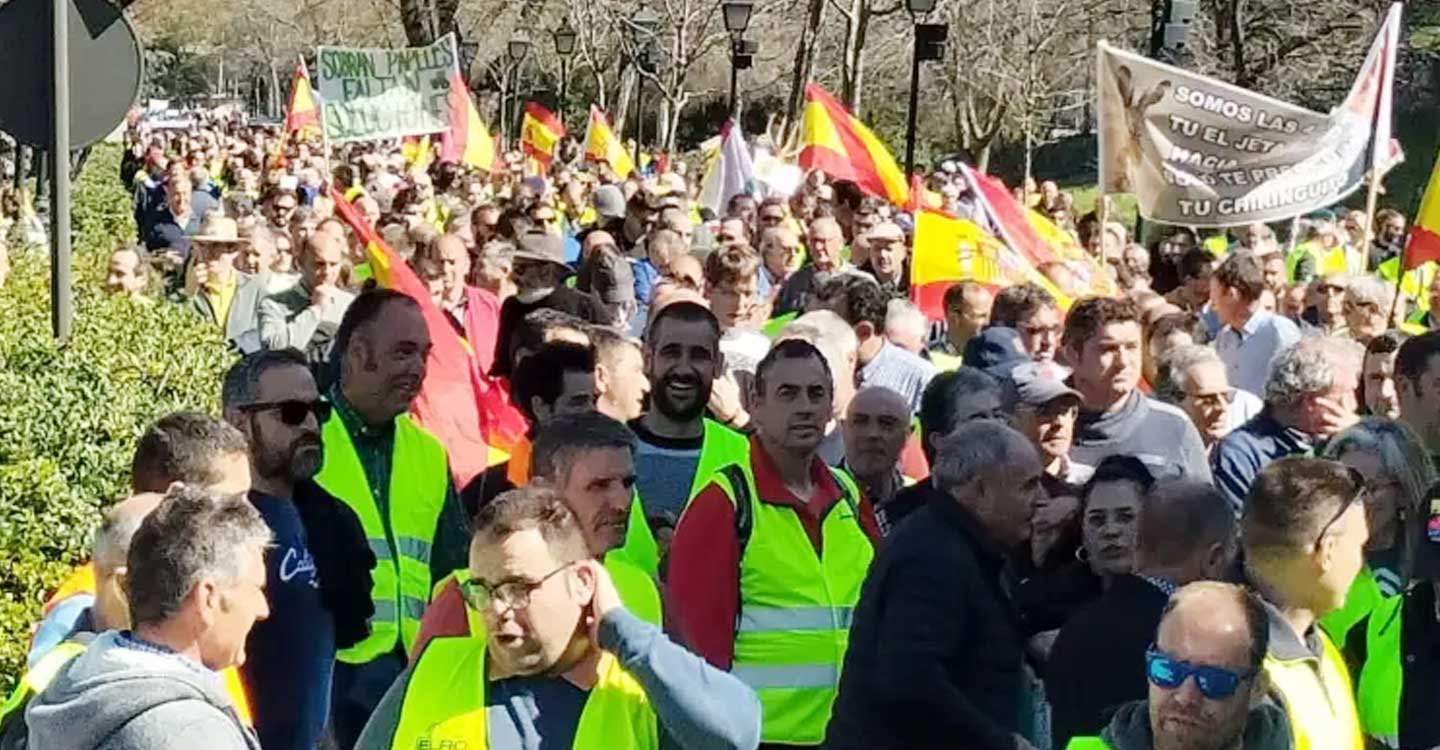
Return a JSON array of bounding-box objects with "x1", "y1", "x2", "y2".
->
[
  {"x1": 520, "y1": 102, "x2": 565, "y2": 168},
  {"x1": 329, "y1": 187, "x2": 527, "y2": 485}
]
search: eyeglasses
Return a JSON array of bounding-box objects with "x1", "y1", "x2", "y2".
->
[
  {"x1": 1315, "y1": 465, "x2": 1367, "y2": 550},
  {"x1": 239, "y1": 398, "x2": 331, "y2": 426},
  {"x1": 459, "y1": 564, "x2": 571, "y2": 612},
  {"x1": 1146, "y1": 647, "x2": 1255, "y2": 700},
  {"x1": 1185, "y1": 388, "x2": 1234, "y2": 409}
]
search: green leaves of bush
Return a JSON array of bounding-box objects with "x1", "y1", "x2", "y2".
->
[{"x1": 0, "y1": 145, "x2": 232, "y2": 690}]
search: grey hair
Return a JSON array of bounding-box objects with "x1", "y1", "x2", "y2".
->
[
  {"x1": 932, "y1": 419, "x2": 1033, "y2": 496},
  {"x1": 1264, "y1": 336, "x2": 1364, "y2": 409},
  {"x1": 1321, "y1": 417, "x2": 1438, "y2": 575},
  {"x1": 221, "y1": 349, "x2": 310, "y2": 416},
  {"x1": 1153, "y1": 344, "x2": 1223, "y2": 405},
  {"x1": 884, "y1": 298, "x2": 927, "y2": 339},
  {"x1": 782, "y1": 310, "x2": 859, "y2": 399},
  {"x1": 1346, "y1": 274, "x2": 1396, "y2": 309},
  {"x1": 124, "y1": 485, "x2": 273, "y2": 627}
]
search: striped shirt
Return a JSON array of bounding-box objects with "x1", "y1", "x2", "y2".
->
[{"x1": 860, "y1": 341, "x2": 938, "y2": 413}]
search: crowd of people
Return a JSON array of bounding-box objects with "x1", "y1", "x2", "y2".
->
[{"x1": 4, "y1": 109, "x2": 1440, "y2": 750}]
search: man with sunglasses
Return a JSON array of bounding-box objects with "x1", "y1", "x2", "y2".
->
[
  {"x1": 1241, "y1": 457, "x2": 1369, "y2": 750},
  {"x1": 221, "y1": 350, "x2": 376, "y2": 750},
  {"x1": 354, "y1": 487, "x2": 760, "y2": 750},
  {"x1": 1065, "y1": 581, "x2": 1292, "y2": 750}
]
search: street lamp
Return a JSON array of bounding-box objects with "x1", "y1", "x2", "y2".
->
[
  {"x1": 553, "y1": 20, "x2": 577, "y2": 129},
  {"x1": 506, "y1": 35, "x2": 531, "y2": 152},
  {"x1": 903, "y1": 0, "x2": 947, "y2": 178},
  {"x1": 629, "y1": 5, "x2": 660, "y2": 165},
  {"x1": 723, "y1": 0, "x2": 754, "y2": 119}
]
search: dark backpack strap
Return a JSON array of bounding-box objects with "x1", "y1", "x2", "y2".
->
[{"x1": 718, "y1": 464, "x2": 753, "y2": 556}]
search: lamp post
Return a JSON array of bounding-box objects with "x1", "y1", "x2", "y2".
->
[
  {"x1": 902, "y1": 0, "x2": 947, "y2": 178},
  {"x1": 630, "y1": 5, "x2": 659, "y2": 166},
  {"x1": 553, "y1": 20, "x2": 577, "y2": 129},
  {"x1": 506, "y1": 35, "x2": 531, "y2": 152},
  {"x1": 722, "y1": 0, "x2": 753, "y2": 119}
]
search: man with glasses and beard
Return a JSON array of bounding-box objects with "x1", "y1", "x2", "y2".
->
[
  {"x1": 222, "y1": 350, "x2": 375, "y2": 750},
  {"x1": 1064, "y1": 582, "x2": 1291, "y2": 750},
  {"x1": 629, "y1": 301, "x2": 750, "y2": 545}
]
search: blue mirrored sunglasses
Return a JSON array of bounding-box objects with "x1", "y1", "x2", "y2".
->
[{"x1": 1145, "y1": 647, "x2": 1254, "y2": 700}]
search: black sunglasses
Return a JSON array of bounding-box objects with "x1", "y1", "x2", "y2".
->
[{"x1": 240, "y1": 398, "x2": 331, "y2": 426}]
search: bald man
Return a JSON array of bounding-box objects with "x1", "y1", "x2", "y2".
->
[
  {"x1": 258, "y1": 230, "x2": 356, "y2": 358},
  {"x1": 843, "y1": 387, "x2": 914, "y2": 534},
  {"x1": 425, "y1": 233, "x2": 501, "y2": 372},
  {"x1": 1063, "y1": 582, "x2": 1289, "y2": 750}
]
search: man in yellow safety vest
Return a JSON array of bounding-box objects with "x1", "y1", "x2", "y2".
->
[
  {"x1": 669, "y1": 338, "x2": 881, "y2": 748},
  {"x1": 317, "y1": 289, "x2": 471, "y2": 747},
  {"x1": 1064, "y1": 582, "x2": 1293, "y2": 750},
  {"x1": 353, "y1": 486, "x2": 761, "y2": 750},
  {"x1": 1241, "y1": 457, "x2": 1369, "y2": 750}
]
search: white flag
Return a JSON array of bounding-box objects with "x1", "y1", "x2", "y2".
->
[{"x1": 699, "y1": 119, "x2": 755, "y2": 217}]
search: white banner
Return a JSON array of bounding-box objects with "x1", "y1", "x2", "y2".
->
[
  {"x1": 316, "y1": 34, "x2": 457, "y2": 143},
  {"x1": 1097, "y1": 5, "x2": 1398, "y2": 227}
]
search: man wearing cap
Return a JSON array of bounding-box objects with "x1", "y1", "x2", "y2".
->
[
  {"x1": 857, "y1": 221, "x2": 909, "y2": 296},
  {"x1": 1007, "y1": 361, "x2": 1092, "y2": 489},
  {"x1": 493, "y1": 230, "x2": 606, "y2": 377},
  {"x1": 178, "y1": 214, "x2": 252, "y2": 341}
]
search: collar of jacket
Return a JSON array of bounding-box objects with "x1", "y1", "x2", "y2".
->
[{"x1": 1101, "y1": 697, "x2": 1293, "y2": 750}]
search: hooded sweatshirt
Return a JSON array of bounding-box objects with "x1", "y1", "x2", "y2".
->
[
  {"x1": 1096, "y1": 698, "x2": 1292, "y2": 750},
  {"x1": 25, "y1": 631, "x2": 260, "y2": 750}
]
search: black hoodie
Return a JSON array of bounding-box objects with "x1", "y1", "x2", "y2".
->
[{"x1": 1090, "y1": 698, "x2": 1293, "y2": 750}]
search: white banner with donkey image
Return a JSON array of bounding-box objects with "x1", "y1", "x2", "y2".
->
[{"x1": 1096, "y1": 6, "x2": 1398, "y2": 227}]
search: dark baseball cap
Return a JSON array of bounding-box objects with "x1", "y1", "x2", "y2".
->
[
  {"x1": 963, "y1": 326, "x2": 1030, "y2": 379},
  {"x1": 1005, "y1": 361, "x2": 1083, "y2": 410}
]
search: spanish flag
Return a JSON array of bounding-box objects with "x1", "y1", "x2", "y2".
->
[
  {"x1": 798, "y1": 83, "x2": 908, "y2": 206},
  {"x1": 1406, "y1": 150, "x2": 1440, "y2": 270},
  {"x1": 521, "y1": 102, "x2": 565, "y2": 169},
  {"x1": 583, "y1": 106, "x2": 634, "y2": 179},
  {"x1": 440, "y1": 70, "x2": 495, "y2": 172},
  {"x1": 284, "y1": 60, "x2": 321, "y2": 138},
  {"x1": 909, "y1": 209, "x2": 1005, "y2": 319},
  {"x1": 329, "y1": 187, "x2": 527, "y2": 485}
]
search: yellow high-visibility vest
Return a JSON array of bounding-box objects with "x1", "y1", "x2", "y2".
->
[{"x1": 316, "y1": 412, "x2": 450, "y2": 664}]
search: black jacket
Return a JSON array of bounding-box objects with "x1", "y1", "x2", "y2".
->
[
  {"x1": 1046, "y1": 574, "x2": 1171, "y2": 747},
  {"x1": 1345, "y1": 581, "x2": 1440, "y2": 750},
  {"x1": 292, "y1": 479, "x2": 376, "y2": 648},
  {"x1": 825, "y1": 499, "x2": 1026, "y2": 750}
]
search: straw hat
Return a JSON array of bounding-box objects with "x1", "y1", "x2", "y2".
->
[{"x1": 192, "y1": 214, "x2": 243, "y2": 245}]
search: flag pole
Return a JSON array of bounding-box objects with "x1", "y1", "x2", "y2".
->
[
  {"x1": 1389, "y1": 239, "x2": 1407, "y2": 322},
  {"x1": 1362, "y1": 167, "x2": 1382, "y2": 272}
]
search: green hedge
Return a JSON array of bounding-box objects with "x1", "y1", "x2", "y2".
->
[{"x1": 0, "y1": 144, "x2": 233, "y2": 691}]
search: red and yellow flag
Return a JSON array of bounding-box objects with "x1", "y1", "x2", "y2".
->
[
  {"x1": 329, "y1": 187, "x2": 528, "y2": 485},
  {"x1": 284, "y1": 61, "x2": 321, "y2": 137},
  {"x1": 1406, "y1": 150, "x2": 1440, "y2": 270},
  {"x1": 584, "y1": 106, "x2": 635, "y2": 179},
  {"x1": 798, "y1": 83, "x2": 908, "y2": 206},
  {"x1": 909, "y1": 209, "x2": 1005, "y2": 319},
  {"x1": 440, "y1": 70, "x2": 495, "y2": 172},
  {"x1": 521, "y1": 102, "x2": 565, "y2": 169}
]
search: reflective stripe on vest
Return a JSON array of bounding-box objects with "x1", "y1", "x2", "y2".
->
[
  {"x1": 0, "y1": 641, "x2": 86, "y2": 726},
  {"x1": 390, "y1": 636, "x2": 660, "y2": 750},
  {"x1": 621, "y1": 419, "x2": 750, "y2": 577},
  {"x1": 1356, "y1": 594, "x2": 1404, "y2": 749},
  {"x1": 316, "y1": 412, "x2": 449, "y2": 664},
  {"x1": 1263, "y1": 629, "x2": 1364, "y2": 750},
  {"x1": 714, "y1": 462, "x2": 875, "y2": 746},
  {"x1": 1065, "y1": 738, "x2": 1112, "y2": 750}
]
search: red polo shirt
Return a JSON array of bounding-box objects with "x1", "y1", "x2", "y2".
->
[{"x1": 667, "y1": 436, "x2": 881, "y2": 670}]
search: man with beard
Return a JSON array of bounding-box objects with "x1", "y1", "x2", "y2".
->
[
  {"x1": 669, "y1": 339, "x2": 880, "y2": 748},
  {"x1": 222, "y1": 350, "x2": 375, "y2": 750},
  {"x1": 629, "y1": 301, "x2": 750, "y2": 539},
  {"x1": 353, "y1": 486, "x2": 761, "y2": 750},
  {"x1": 318, "y1": 290, "x2": 471, "y2": 749},
  {"x1": 1064, "y1": 582, "x2": 1291, "y2": 750}
]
